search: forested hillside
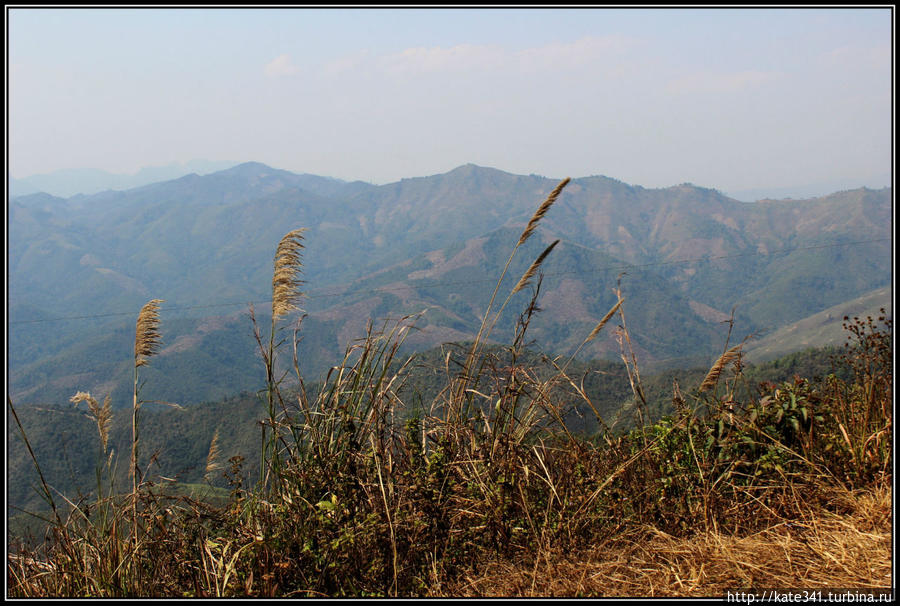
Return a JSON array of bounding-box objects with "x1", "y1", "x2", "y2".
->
[{"x1": 8, "y1": 163, "x2": 891, "y2": 408}]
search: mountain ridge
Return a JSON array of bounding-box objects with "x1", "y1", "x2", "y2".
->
[{"x1": 8, "y1": 162, "x2": 892, "y2": 408}]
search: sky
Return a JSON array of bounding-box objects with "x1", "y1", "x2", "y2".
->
[{"x1": 6, "y1": 6, "x2": 894, "y2": 196}]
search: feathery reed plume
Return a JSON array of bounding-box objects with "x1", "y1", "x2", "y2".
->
[
  {"x1": 135, "y1": 299, "x2": 164, "y2": 367},
  {"x1": 204, "y1": 428, "x2": 222, "y2": 480},
  {"x1": 258, "y1": 228, "x2": 307, "y2": 494},
  {"x1": 70, "y1": 391, "x2": 113, "y2": 454},
  {"x1": 586, "y1": 297, "x2": 624, "y2": 344},
  {"x1": 133, "y1": 298, "x2": 163, "y2": 552},
  {"x1": 272, "y1": 228, "x2": 307, "y2": 321},
  {"x1": 556, "y1": 297, "x2": 625, "y2": 378},
  {"x1": 454, "y1": 178, "x2": 569, "y2": 410},
  {"x1": 517, "y1": 177, "x2": 570, "y2": 246},
  {"x1": 133, "y1": 298, "x2": 164, "y2": 480},
  {"x1": 511, "y1": 239, "x2": 559, "y2": 295},
  {"x1": 699, "y1": 344, "x2": 743, "y2": 393}
]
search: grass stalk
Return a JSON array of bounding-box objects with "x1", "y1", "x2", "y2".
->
[
  {"x1": 454, "y1": 178, "x2": 569, "y2": 419},
  {"x1": 132, "y1": 298, "x2": 164, "y2": 550}
]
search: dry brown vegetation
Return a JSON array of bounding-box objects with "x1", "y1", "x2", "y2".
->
[
  {"x1": 445, "y1": 484, "x2": 892, "y2": 597},
  {"x1": 7, "y1": 180, "x2": 892, "y2": 598}
]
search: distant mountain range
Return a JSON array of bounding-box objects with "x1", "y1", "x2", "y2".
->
[
  {"x1": 12, "y1": 161, "x2": 890, "y2": 204},
  {"x1": 724, "y1": 173, "x2": 891, "y2": 202},
  {"x1": 9, "y1": 160, "x2": 242, "y2": 198},
  {"x1": 7, "y1": 162, "x2": 892, "y2": 408}
]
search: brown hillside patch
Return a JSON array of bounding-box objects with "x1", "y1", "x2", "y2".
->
[
  {"x1": 159, "y1": 314, "x2": 237, "y2": 356},
  {"x1": 689, "y1": 299, "x2": 732, "y2": 324},
  {"x1": 664, "y1": 237, "x2": 729, "y2": 261},
  {"x1": 376, "y1": 281, "x2": 418, "y2": 304},
  {"x1": 710, "y1": 212, "x2": 740, "y2": 230},
  {"x1": 407, "y1": 237, "x2": 488, "y2": 281},
  {"x1": 313, "y1": 297, "x2": 383, "y2": 348},
  {"x1": 539, "y1": 278, "x2": 591, "y2": 323}
]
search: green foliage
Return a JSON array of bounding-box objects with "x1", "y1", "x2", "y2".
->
[
  {"x1": 820, "y1": 311, "x2": 893, "y2": 482},
  {"x1": 6, "y1": 342, "x2": 864, "y2": 519}
]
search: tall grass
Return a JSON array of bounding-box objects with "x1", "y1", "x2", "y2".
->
[
  {"x1": 7, "y1": 189, "x2": 892, "y2": 597},
  {"x1": 8, "y1": 298, "x2": 178, "y2": 596},
  {"x1": 132, "y1": 298, "x2": 164, "y2": 550},
  {"x1": 251, "y1": 228, "x2": 306, "y2": 496},
  {"x1": 451, "y1": 178, "x2": 570, "y2": 421}
]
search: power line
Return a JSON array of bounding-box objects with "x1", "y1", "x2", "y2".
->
[{"x1": 8, "y1": 236, "x2": 892, "y2": 326}]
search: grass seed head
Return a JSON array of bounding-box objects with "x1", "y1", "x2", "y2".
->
[
  {"x1": 699, "y1": 344, "x2": 743, "y2": 392},
  {"x1": 70, "y1": 391, "x2": 113, "y2": 453},
  {"x1": 272, "y1": 229, "x2": 307, "y2": 321},
  {"x1": 517, "y1": 177, "x2": 570, "y2": 247},
  {"x1": 512, "y1": 239, "x2": 560, "y2": 295},
  {"x1": 205, "y1": 428, "x2": 222, "y2": 479},
  {"x1": 135, "y1": 299, "x2": 164, "y2": 367},
  {"x1": 586, "y1": 298, "x2": 625, "y2": 343}
]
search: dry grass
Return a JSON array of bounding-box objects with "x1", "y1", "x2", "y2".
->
[
  {"x1": 699, "y1": 343, "x2": 743, "y2": 393},
  {"x1": 8, "y1": 206, "x2": 892, "y2": 599},
  {"x1": 134, "y1": 299, "x2": 164, "y2": 367},
  {"x1": 517, "y1": 177, "x2": 570, "y2": 246},
  {"x1": 445, "y1": 484, "x2": 892, "y2": 597},
  {"x1": 271, "y1": 228, "x2": 306, "y2": 321},
  {"x1": 204, "y1": 427, "x2": 222, "y2": 481},
  {"x1": 586, "y1": 297, "x2": 624, "y2": 345},
  {"x1": 454, "y1": 176, "x2": 571, "y2": 411},
  {"x1": 511, "y1": 239, "x2": 559, "y2": 295},
  {"x1": 70, "y1": 391, "x2": 113, "y2": 454}
]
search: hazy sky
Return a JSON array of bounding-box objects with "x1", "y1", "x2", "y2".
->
[{"x1": 7, "y1": 7, "x2": 893, "y2": 193}]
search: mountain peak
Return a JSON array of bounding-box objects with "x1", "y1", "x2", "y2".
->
[
  {"x1": 215, "y1": 161, "x2": 283, "y2": 177},
  {"x1": 445, "y1": 164, "x2": 511, "y2": 178}
]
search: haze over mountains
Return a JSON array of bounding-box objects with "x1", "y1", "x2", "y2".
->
[
  {"x1": 725, "y1": 173, "x2": 891, "y2": 202},
  {"x1": 8, "y1": 160, "x2": 241, "y2": 198},
  {"x1": 11, "y1": 160, "x2": 891, "y2": 203},
  {"x1": 7, "y1": 162, "x2": 892, "y2": 408}
]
